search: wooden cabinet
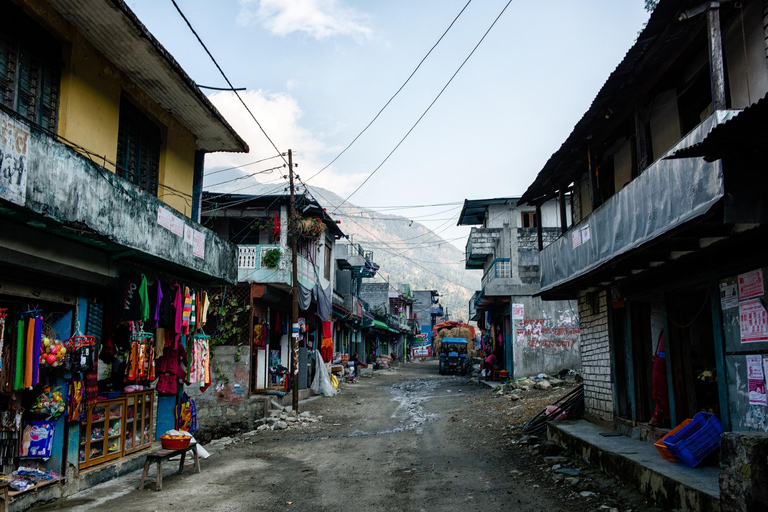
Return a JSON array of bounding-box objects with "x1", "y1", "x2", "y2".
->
[
  {"x1": 124, "y1": 390, "x2": 154, "y2": 454},
  {"x1": 79, "y1": 398, "x2": 125, "y2": 469}
]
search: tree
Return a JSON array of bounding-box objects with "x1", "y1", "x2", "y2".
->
[{"x1": 644, "y1": 0, "x2": 658, "y2": 12}]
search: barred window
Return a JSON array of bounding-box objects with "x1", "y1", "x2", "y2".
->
[
  {"x1": 116, "y1": 96, "x2": 161, "y2": 196},
  {"x1": 0, "y1": 3, "x2": 61, "y2": 131}
]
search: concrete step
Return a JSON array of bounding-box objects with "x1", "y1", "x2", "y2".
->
[{"x1": 548, "y1": 420, "x2": 720, "y2": 512}]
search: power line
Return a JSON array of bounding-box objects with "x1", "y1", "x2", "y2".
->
[
  {"x1": 333, "y1": 201, "x2": 463, "y2": 210},
  {"x1": 205, "y1": 154, "x2": 284, "y2": 176},
  {"x1": 205, "y1": 164, "x2": 285, "y2": 188},
  {"x1": 330, "y1": 0, "x2": 514, "y2": 214},
  {"x1": 170, "y1": 0, "x2": 288, "y2": 167},
  {"x1": 303, "y1": 0, "x2": 474, "y2": 184}
]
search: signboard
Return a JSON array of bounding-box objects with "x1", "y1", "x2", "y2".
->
[
  {"x1": 738, "y1": 269, "x2": 764, "y2": 300},
  {"x1": 0, "y1": 113, "x2": 30, "y2": 206},
  {"x1": 512, "y1": 303, "x2": 524, "y2": 320},
  {"x1": 739, "y1": 299, "x2": 768, "y2": 343},
  {"x1": 413, "y1": 345, "x2": 431, "y2": 358}
]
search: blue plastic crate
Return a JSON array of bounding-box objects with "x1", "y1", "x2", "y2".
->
[{"x1": 663, "y1": 412, "x2": 722, "y2": 468}]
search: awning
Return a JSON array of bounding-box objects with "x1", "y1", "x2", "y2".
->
[{"x1": 372, "y1": 319, "x2": 399, "y2": 334}]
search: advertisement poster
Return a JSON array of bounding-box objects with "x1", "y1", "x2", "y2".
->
[
  {"x1": 580, "y1": 224, "x2": 591, "y2": 243},
  {"x1": 0, "y1": 114, "x2": 30, "y2": 206},
  {"x1": 512, "y1": 303, "x2": 525, "y2": 320},
  {"x1": 169, "y1": 215, "x2": 184, "y2": 237},
  {"x1": 740, "y1": 299, "x2": 768, "y2": 343},
  {"x1": 571, "y1": 230, "x2": 582, "y2": 249},
  {"x1": 738, "y1": 269, "x2": 764, "y2": 300},
  {"x1": 719, "y1": 283, "x2": 739, "y2": 310},
  {"x1": 192, "y1": 230, "x2": 205, "y2": 259},
  {"x1": 157, "y1": 206, "x2": 172, "y2": 230},
  {"x1": 183, "y1": 224, "x2": 194, "y2": 246},
  {"x1": 747, "y1": 355, "x2": 767, "y2": 406}
]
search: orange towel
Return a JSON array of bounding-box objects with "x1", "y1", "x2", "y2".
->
[{"x1": 24, "y1": 317, "x2": 34, "y2": 388}]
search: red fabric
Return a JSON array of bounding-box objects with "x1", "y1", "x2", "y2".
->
[
  {"x1": 322, "y1": 321, "x2": 333, "y2": 338},
  {"x1": 320, "y1": 345, "x2": 333, "y2": 362}
]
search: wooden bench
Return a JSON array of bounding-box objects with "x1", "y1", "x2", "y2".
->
[{"x1": 139, "y1": 442, "x2": 200, "y2": 491}]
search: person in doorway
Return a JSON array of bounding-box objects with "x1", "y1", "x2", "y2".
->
[
  {"x1": 649, "y1": 331, "x2": 670, "y2": 427},
  {"x1": 483, "y1": 351, "x2": 497, "y2": 380}
]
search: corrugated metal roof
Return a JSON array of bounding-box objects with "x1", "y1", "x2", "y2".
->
[
  {"x1": 47, "y1": 0, "x2": 248, "y2": 153},
  {"x1": 457, "y1": 197, "x2": 519, "y2": 226},
  {"x1": 519, "y1": 0, "x2": 704, "y2": 206},
  {"x1": 670, "y1": 92, "x2": 768, "y2": 160}
]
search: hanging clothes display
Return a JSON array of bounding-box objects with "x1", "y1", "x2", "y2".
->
[
  {"x1": 188, "y1": 334, "x2": 211, "y2": 392},
  {"x1": 253, "y1": 320, "x2": 267, "y2": 348},
  {"x1": 174, "y1": 393, "x2": 196, "y2": 433},
  {"x1": 67, "y1": 380, "x2": 85, "y2": 422},
  {"x1": 320, "y1": 321, "x2": 333, "y2": 362},
  {"x1": 0, "y1": 308, "x2": 6, "y2": 372},
  {"x1": 125, "y1": 332, "x2": 155, "y2": 382}
]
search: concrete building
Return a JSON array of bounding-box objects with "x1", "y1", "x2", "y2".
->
[
  {"x1": 0, "y1": 0, "x2": 246, "y2": 504},
  {"x1": 519, "y1": 1, "x2": 768, "y2": 509},
  {"x1": 459, "y1": 197, "x2": 581, "y2": 378}
]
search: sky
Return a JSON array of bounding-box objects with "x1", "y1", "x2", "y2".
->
[{"x1": 130, "y1": 0, "x2": 651, "y2": 251}]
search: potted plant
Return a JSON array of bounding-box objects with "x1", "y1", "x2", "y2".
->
[{"x1": 262, "y1": 248, "x2": 282, "y2": 268}]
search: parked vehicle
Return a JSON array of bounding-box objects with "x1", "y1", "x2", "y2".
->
[{"x1": 438, "y1": 338, "x2": 469, "y2": 375}]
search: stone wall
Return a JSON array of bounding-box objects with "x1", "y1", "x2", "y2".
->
[
  {"x1": 577, "y1": 289, "x2": 614, "y2": 422},
  {"x1": 360, "y1": 283, "x2": 389, "y2": 314},
  {"x1": 185, "y1": 345, "x2": 268, "y2": 440},
  {"x1": 720, "y1": 431, "x2": 768, "y2": 512}
]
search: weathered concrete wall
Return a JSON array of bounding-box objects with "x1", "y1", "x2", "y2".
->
[
  {"x1": 360, "y1": 283, "x2": 389, "y2": 314},
  {"x1": 1, "y1": 108, "x2": 237, "y2": 283},
  {"x1": 512, "y1": 296, "x2": 581, "y2": 378},
  {"x1": 720, "y1": 431, "x2": 768, "y2": 512},
  {"x1": 577, "y1": 289, "x2": 614, "y2": 422},
  {"x1": 184, "y1": 345, "x2": 268, "y2": 440}
]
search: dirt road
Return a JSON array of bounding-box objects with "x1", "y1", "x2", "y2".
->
[{"x1": 32, "y1": 360, "x2": 658, "y2": 512}]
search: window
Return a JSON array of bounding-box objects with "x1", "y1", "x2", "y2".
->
[
  {"x1": 116, "y1": 96, "x2": 161, "y2": 195},
  {"x1": 0, "y1": 3, "x2": 60, "y2": 131},
  {"x1": 521, "y1": 211, "x2": 538, "y2": 228},
  {"x1": 324, "y1": 240, "x2": 332, "y2": 280}
]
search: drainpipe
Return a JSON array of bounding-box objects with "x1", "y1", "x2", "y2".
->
[
  {"x1": 192, "y1": 150, "x2": 205, "y2": 223},
  {"x1": 706, "y1": 4, "x2": 727, "y2": 110}
]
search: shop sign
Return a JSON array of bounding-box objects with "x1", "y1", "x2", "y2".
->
[
  {"x1": 0, "y1": 113, "x2": 30, "y2": 206},
  {"x1": 738, "y1": 269, "x2": 764, "y2": 300},
  {"x1": 512, "y1": 303, "x2": 524, "y2": 320},
  {"x1": 739, "y1": 298, "x2": 768, "y2": 343}
]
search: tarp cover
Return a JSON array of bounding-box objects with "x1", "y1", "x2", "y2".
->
[{"x1": 539, "y1": 111, "x2": 738, "y2": 294}]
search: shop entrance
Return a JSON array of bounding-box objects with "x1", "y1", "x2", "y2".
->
[{"x1": 666, "y1": 288, "x2": 719, "y2": 422}]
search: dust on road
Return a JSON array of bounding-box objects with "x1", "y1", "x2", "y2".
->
[{"x1": 32, "y1": 360, "x2": 659, "y2": 512}]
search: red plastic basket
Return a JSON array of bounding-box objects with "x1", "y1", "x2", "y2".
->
[{"x1": 160, "y1": 436, "x2": 191, "y2": 450}]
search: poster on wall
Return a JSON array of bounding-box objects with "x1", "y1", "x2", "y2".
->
[
  {"x1": 738, "y1": 269, "x2": 764, "y2": 300},
  {"x1": 719, "y1": 283, "x2": 739, "y2": 310},
  {"x1": 746, "y1": 355, "x2": 767, "y2": 406},
  {"x1": 512, "y1": 303, "x2": 524, "y2": 320},
  {"x1": 571, "y1": 230, "x2": 582, "y2": 249},
  {"x1": 739, "y1": 299, "x2": 768, "y2": 343},
  {"x1": 0, "y1": 113, "x2": 30, "y2": 206},
  {"x1": 157, "y1": 206, "x2": 172, "y2": 229},
  {"x1": 580, "y1": 224, "x2": 591, "y2": 243}
]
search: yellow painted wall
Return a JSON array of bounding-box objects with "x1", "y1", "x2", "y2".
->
[{"x1": 21, "y1": 0, "x2": 198, "y2": 217}]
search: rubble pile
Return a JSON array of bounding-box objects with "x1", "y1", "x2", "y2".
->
[
  {"x1": 254, "y1": 409, "x2": 323, "y2": 432},
  {"x1": 492, "y1": 372, "x2": 580, "y2": 401}
]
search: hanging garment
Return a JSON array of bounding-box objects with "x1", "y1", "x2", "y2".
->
[
  {"x1": 139, "y1": 274, "x2": 149, "y2": 322},
  {"x1": 14, "y1": 319, "x2": 24, "y2": 390},
  {"x1": 0, "y1": 311, "x2": 6, "y2": 372},
  {"x1": 155, "y1": 344, "x2": 187, "y2": 394},
  {"x1": 182, "y1": 287, "x2": 192, "y2": 335},
  {"x1": 24, "y1": 317, "x2": 34, "y2": 388},
  {"x1": 31, "y1": 315, "x2": 41, "y2": 386},
  {"x1": 189, "y1": 290, "x2": 196, "y2": 333},
  {"x1": 175, "y1": 393, "x2": 197, "y2": 433},
  {"x1": 200, "y1": 291, "x2": 209, "y2": 326},
  {"x1": 150, "y1": 279, "x2": 163, "y2": 329},
  {"x1": 125, "y1": 334, "x2": 155, "y2": 382},
  {"x1": 85, "y1": 360, "x2": 99, "y2": 408},
  {"x1": 120, "y1": 272, "x2": 142, "y2": 321},
  {"x1": 188, "y1": 335, "x2": 211, "y2": 391},
  {"x1": 67, "y1": 380, "x2": 85, "y2": 422}
]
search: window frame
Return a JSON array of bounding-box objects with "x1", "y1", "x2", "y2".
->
[{"x1": 116, "y1": 95, "x2": 162, "y2": 196}]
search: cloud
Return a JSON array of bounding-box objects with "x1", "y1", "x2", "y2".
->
[
  {"x1": 238, "y1": 0, "x2": 372, "y2": 40},
  {"x1": 204, "y1": 90, "x2": 366, "y2": 197}
]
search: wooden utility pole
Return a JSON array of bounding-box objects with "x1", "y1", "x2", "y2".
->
[{"x1": 288, "y1": 149, "x2": 300, "y2": 412}]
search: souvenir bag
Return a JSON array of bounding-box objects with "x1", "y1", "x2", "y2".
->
[{"x1": 175, "y1": 393, "x2": 197, "y2": 433}]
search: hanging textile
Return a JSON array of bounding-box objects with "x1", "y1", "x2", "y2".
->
[
  {"x1": 320, "y1": 320, "x2": 333, "y2": 362},
  {"x1": 120, "y1": 272, "x2": 142, "y2": 321},
  {"x1": 156, "y1": 343, "x2": 187, "y2": 394},
  {"x1": 0, "y1": 308, "x2": 6, "y2": 372},
  {"x1": 200, "y1": 291, "x2": 209, "y2": 326},
  {"x1": 139, "y1": 274, "x2": 149, "y2": 322},
  {"x1": 174, "y1": 393, "x2": 197, "y2": 433},
  {"x1": 24, "y1": 317, "x2": 34, "y2": 388},
  {"x1": 85, "y1": 361, "x2": 99, "y2": 408},
  {"x1": 253, "y1": 320, "x2": 267, "y2": 348},
  {"x1": 125, "y1": 332, "x2": 155, "y2": 381},
  {"x1": 14, "y1": 319, "x2": 23, "y2": 390},
  {"x1": 67, "y1": 380, "x2": 85, "y2": 422},
  {"x1": 182, "y1": 287, "x2": 192, "y2": 335},
  {"x1": 188, "y1": 334, "x2": 211, "y2": 392},
  {"x1": 32, "y1": 315, "x2": 42, "y2": 385},
  {"x1": 172, "y1": 284, "x2": 183, "y2": 337},
  {"x1": 189, "y1": 290, "x2": 196, "y2": 333}
]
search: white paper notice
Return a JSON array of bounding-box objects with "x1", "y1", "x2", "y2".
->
[
  {"x1": 739, "y1": 299, "x2": 768, "y2": 343},
  {"x1": 183, "y1": 224, "x2": 194, "y2": 246},
  {"x1": 193, "y1": 230, "x2": 205, "y2": 259},
  {"x1": 512, "y1": 304, "x2": 524, "y2": 320},
  {"x1": 571, "y1": 230, "x2": 582, "y2": 249},
  {"x1": 169, "y1": 216, "x2": 184, "y2": 237},
  {"x1": 747, "y1": 355, "x2": 767, "y2": 406},
  {"x1": 719, "y1": 283, "x2": 739, "y2": 310},
  {"x1": 580, "y1": 224, "x2": 591, "y2": 243},
  {"x1": 157, "y1": 206, "x2": 172, "y2": 230}
]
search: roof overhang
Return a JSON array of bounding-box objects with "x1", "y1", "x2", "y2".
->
[
  {"x1": 47, "y1": 0, "x2": 248, "y2": 153},
  {"x1": 458, "y1": 197, "x2": 520, "y2": 226}
]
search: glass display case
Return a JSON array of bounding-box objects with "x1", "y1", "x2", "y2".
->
[
  {"x1": 79, "y1": 398, "x2": 125, "y2": 469},
  {"x1": 124, "y1": 390, "x2": 154, "y2": 455}
]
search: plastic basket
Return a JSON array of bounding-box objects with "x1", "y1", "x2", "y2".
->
[
  {"x1": 662, "y1": 412, "x2": 722, "y2": 467},
  {"x1": 160, "y1": 435, "x2": 191, "y2": 450},
  {"x1": 654, "y1": 419, "x2": 692, "y2": 462}
]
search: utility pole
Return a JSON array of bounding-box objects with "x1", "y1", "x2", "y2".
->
[{"x1": 288, "y1": 149, "x2": 300, "y2": 412}]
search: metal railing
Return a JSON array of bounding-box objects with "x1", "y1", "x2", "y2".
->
[{"x1": 481, "y1": 258, "x2": 511, "y2": 289}]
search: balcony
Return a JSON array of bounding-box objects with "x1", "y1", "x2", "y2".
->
[
  {"x1": 538, "y1": 111, "x2": 740, "y2": 296},
  {"x1": 237, "y1": 244, "x2": 317, "y2": 288},
  {"x1": 0, "y1": 107, "x2": 236, "y2": 283},
  {"x1": 335, "y1": 241, "x2": 378, "y2": 278},
  {"x1": 480, "y1": 258, "x2": 516, "y2": 297},
  {"x1": 465, "y1": 227, "x2": 502, "y2": 269}
]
